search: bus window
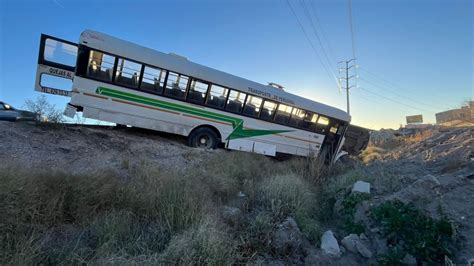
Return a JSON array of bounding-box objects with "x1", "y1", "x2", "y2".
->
[
  {"x1": 115, "y1": 58, "x2": 142, "y2": 89},
  {"x1": 226, "y1": 90, "x2": 246, "y2": 113},
  {"x1": 260, "y1": 100, "x2": 277, "y2": 121},
  {"x1": 187, "y1": 79, "x2": 209, "y2": 104},
  {"x1": 329, "y1": 123, "x2": 339, "y2": 134},
  {"x1": 87, "y1": 50, "x2": 116, "y2": 82},
  {"x1": 316, "y1": 116, "x2": 330, "y2": 133},
  {"x1": 44, "y1": 38, "x2": 77, "y2": 67},
  {"x1": 165, "y1": 72, "x2": 189, "y2": 99},
  {"x1": 243, "y1": 96, "x2": 263, "y2": 117},
  {"x1": 141, "y1": 66, "x2": 166, "y2": 94},
  {"x1": 274, "y1": 104, "x2": 293, "y2": 124},
  {"x1": 206, "y1": 84, "x2": 228, "y2": 109},
  {"x1": 302, "y1": 112, "x2": 318, "y2": 130},
  {"x1": 289, "y1": 108, "x2": 306, "y2": 127}
]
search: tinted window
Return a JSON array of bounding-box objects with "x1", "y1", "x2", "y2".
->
[
  {"x1": 87, "y1": 50, "x2": 116, "y2": 82},
  {"x1": 165, "y1": 72, "x2": 189, "y2": 99},
  {"x1": 141, "y1": 66, "x2": 166, "y2": 94},
  {"x1": 0, "y1": 104, "x2": 4, "y2": 110},
  {"x1": 226, "y1": 90, "x2": 246, "y2": 113},
  {"x1": 115, "y1": 58, "x2": 142, "y2": 88},
  {"x1": 274, "y1": 104, "x2": 293, "y2": 124},
  {"x1": 206, "y1": 84, "x2": 228, "y2": 109},
  {"x1": 187, "y1": 80, "x2": 209, "y2": 104},
  {"x1": 289, "y1": 108, "x2": 306, "y2": 127},
  {"x1": 243, "y1": 95, "x2": 263, "y2": 117},
  {"x1": 260, "y1": 100, "x2": 277, "y2": 121}
]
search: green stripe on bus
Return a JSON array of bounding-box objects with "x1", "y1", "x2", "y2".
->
[{"x1": 96, "y1": 87, "x2": 292, "y2": 140}]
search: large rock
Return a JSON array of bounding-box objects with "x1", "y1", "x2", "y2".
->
[
  {"x1": 272, "y1": 217, "x2": 303, "y2": 255},
  {"x1": 341, "y1": 234, "x2": 373, "y2": 258},
  {"x1": 352, "y1": 181, "x2": 371, "y2": 194},
  {"x1": 341, "y1": 234, "x2": 359, "y2": 253},
  {"x1": 320, "y1": 230, "x2": 341, "y2": 257}
]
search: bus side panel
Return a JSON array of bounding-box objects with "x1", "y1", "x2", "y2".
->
[
  {"x1": 70, "y1": 77, "x2": 325, "y2": 157},
  {"x1": 71, "y1": 77, "x2": 234, "y2": 139}
]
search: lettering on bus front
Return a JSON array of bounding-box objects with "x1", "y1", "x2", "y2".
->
[
  {"x1": 40, "y1": 87, "x2": 72, "y2": 97},
  {"x1": 247, "y1": 87, "x2": 295, "y2": 105},
  {"x1": 47, "y1": 67, "x2": 74, "y2": 79}
]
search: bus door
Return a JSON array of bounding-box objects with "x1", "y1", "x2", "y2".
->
[
  {"x1": 320, "y1": 120, "x2": 345, "y2": 163},
  {"x1": 35, "y1": 34, "x2": 77, "y2": 97}
]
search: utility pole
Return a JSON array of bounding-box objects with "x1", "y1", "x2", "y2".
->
[{"x1": 338, "y1": 58, "x2": 357, "y2": 115}]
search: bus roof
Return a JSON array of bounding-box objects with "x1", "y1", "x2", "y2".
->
[{"x1": 79, "y1": 30, "x2": 351, "y2": 122}]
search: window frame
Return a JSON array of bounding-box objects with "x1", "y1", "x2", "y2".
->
[
  {"x1": 205, "y1": 83, "x2": 230, "y2": 110},
  {"x1": 86, "y1": 49, "x2": 117, "y2": 83},
  {"x1": 186, "y1": 78, "x2": 210, "y2": 104},
  {"x1": 139, "y1": 65, "x2": 167, "y2": 95},
  {"x1": 242, "y1": 94, "x2": 264, "y2": 118},
  {"x1": 225, "y1": 89, "x2": 247, "y2": 114},
  {"x1": 164, "y1": 71, "x2": 191, "y2": 100},
  {"x1": 259, "y1": 99, "x2": 278, "y2": 121},
  {"x1": 114, "y1": 57, "x2": 143, "y2": 89},
  {"x1": 273, "y1": 103, "x2": 293, "y2": 125}
]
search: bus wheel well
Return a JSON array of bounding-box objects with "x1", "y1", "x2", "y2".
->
[{"x1": 189, "y1": 125, "x2": 222, "y2": 142}]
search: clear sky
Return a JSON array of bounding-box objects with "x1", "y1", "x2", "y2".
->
[{"x1": 0, "y1": 0, "x2": 472, "y2": 129}]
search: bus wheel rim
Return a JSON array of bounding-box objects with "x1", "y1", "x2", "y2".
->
[{"x1": 197, "y1": 135, "x2": 210, "y2": 147}]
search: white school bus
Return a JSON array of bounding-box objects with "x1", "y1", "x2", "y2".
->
[{"x1": 35, "y1": 30, "x2": 352, "y2": 162}]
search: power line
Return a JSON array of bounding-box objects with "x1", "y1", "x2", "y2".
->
[
  {"x1": 358, "y1": 67, "x2": 452, "y2": 108},
  {"x1": 299, "y1": 0, "x2": 337, "y2": 71},
  {"x1": 307, "y1": 0, "x2": 338, "y2": 64},
  {"x1": 353, "y1": 91, "x2": 414, "y2": 114},
  {"x1": 285, "y1": 0, "x2": 340, "y2": 90},
  {"x1": 359, "y1": 78, "x2": 443, "y2": 111},
  {"x1": 357, "y1": 86, "x2": 436, "y2": 113},
  {"x1": 347, "y1": 0, "x2": 356, "y2": 59}
]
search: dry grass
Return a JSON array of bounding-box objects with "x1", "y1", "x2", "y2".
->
[
  {"x1": 403, "y1": 130, "x2": 434, "y2": 144},
  {"x1": 0, "y1": 150, "x2": 355, "y2": 264},
  {"x1": 360, "y1": 145, "x2": 386, "y2": 164}
]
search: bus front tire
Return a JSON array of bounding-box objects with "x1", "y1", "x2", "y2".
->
[{"x1": 188, "y1": 127, "x2": 218, "y2": 149}]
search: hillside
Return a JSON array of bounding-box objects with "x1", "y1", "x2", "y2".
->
[{"x1": 0, "y1": 122, "x2": 472, "y2": 265}]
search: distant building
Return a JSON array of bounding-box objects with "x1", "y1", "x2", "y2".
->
[
  {"x1": 435, "y1": 101, "x2": 474, "y2": 127},
  {"x1": 406, "y1": 114, "x2": 423, "y2": 124}
]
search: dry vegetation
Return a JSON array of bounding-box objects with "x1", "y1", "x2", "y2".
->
[
  {"x1": 0, "y1": 151, "x2": 360, "y2": 265},
  {"x1": 1, "y1": 124, "x2": 470, "y2": 264}
]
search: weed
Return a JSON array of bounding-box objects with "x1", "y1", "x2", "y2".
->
[
  {"x1": 238, "y1": 212, "x2": 275, "y2": 258},
  {"x1": 372, "y1": 200, "x2": 454, "y2": 263},
  {"x1": 377, "y1": 245, "x2": 405, "y2": 266},
  {"x1": 340, "y1": 192, "x2": 371, "y2": 234}
]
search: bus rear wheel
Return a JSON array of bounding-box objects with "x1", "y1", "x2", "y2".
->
[{"x1": 188, "y1": 127, "x2": 218, "y2": 149}]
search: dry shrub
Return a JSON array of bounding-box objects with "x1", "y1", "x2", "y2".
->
[
  {"x1": 360, "y1": 145, "x2": 386, "y2": 164},
  {"x1": 0, "y1": 164, "x2": 216, "y2": 264},
  {"x1": 160, "y1": 217, "x2": 236, "y2": 265},
  {"x1": 258, "y1": 174, "x2": 316, "y2": 219},
  {"x1": 286, "y1": 155, "x2": 328, "y2": 185},
  {"x1": 403, "y1": 130, "x2": 433, "y2": 144},
  {"x1": 0, "y1": 168, "x2": 121, "y2": 231}
]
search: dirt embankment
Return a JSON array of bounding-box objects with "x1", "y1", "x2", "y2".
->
[{"x1": 0, "y1": 122, "x2": 219, "y2": 176}]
